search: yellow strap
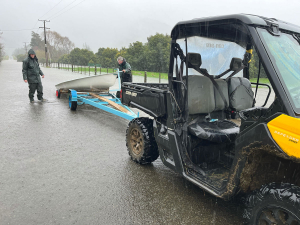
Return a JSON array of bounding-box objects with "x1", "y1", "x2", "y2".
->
[{"x1": 246, "y1": 49, "x2": 253, "y2": 63}]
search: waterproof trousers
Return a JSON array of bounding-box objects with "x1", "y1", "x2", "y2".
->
[
  {"x1": 28, "y1": 82, "x2": 43, "y2": 100},
  {"x1": 121, "y1": 72, "x2": 132, "y2": 83}
]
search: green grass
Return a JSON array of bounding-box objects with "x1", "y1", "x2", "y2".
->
[
  {"x1": 131, "y1": 71, "x2": 168, "y2": 79},
  {"x1": 54, "y1": 66, "x2": 169, "y2": 79},
  {"x1": 250, "y1": 78, "x2": 270, "y2": 84},
  {"x1": 58, "y1": 66, "x2": 116, "y2": 74},
  {"x1": 52, "y1": 66, "x2": 272, "y2": 85}
]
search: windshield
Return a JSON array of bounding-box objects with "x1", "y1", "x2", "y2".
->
[
  {"x1": 257, "y1": 28, "x2": 300, "y2": 113},
  {"x1": 176, "y1": 37, "x2": 246, "y2": 77}
]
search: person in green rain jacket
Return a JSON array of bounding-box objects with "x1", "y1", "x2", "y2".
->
[
  {"x1": 117, "y1": 56, "x2": 132, "y2": 83},
  {"x1": 22, "y1": 49, "x2": 45, "y2": 103}
]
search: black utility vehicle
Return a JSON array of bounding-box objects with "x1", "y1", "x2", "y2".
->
[{"x1": 122, "y1": 14, "x2": 300, "y2": 224}]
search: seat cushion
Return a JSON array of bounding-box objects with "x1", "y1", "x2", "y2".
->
[
  {"x1": 228, "y1": 77, "x2": 254, "y2": 111},
  {"x1": 188, "y1": 75, "x2": 215, "y2": 114},
  {"x1": 188, "y1": 120, "x2": 239, "y2": 143}
]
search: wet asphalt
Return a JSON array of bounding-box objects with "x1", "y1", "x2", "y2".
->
[{"x1": 0, "y1": 60, "x2": 243, "y2": 225}]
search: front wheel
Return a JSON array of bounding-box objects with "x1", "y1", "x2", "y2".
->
[
  {"x1": 243, "y1": 182, "x2": 300, "y2": 225},
  {"x1": 126, "y1": 118, "x2": 159, "y2": 164}
]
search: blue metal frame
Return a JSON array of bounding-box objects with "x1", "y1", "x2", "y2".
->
[
  {"x1": 67, "y1": 69, "x2": 138, "y2": 120},
  {"x1": 69, "y1": 89, "x2": 77, "y2": 108}
]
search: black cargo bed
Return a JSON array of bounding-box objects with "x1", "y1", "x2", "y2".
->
[{"x1": 121, "y1": 82, "x2": 169, "y2": 118}]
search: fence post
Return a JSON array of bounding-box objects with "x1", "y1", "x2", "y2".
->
[
  {"x1": 159, "y1": 73, "x2": 161, "y2": 83},
  {"x1": 81, "y1": 65, "x2": 82, "y2": 74},
  {"x1": 72, "y1": 64, "x2": 73, "y2": 72},
  {"x1": 89, "y1": 66, "x2": 90, "y2": 76},
  {"x1": 107, "y1": 68, "x2": 108, "y2": 73},
  {"x1": 58, "y1": 62, "x2": 60, "y2": 69},
  {"x1": 144, "y1": 71, "x2": 147, "y2": 83},
  {"x1": 100, "y1": 67, "x2": 101, "y2": 74},
  {"x1": 95, "y1": 65, "x2": 96, "y2": 75}
]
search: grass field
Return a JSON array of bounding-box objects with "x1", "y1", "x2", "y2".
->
[
  {"x1": 56, "y1": 66, "x2": 271, "y2": 85},
  {"x1": 57, "y1": 66, "x2": 169, "y2": 79},
  {"x1": 250, "y1": 78, "x2": 270, "y2": 84}
]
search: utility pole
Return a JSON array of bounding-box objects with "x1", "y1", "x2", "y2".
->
[
  {"x1": 23, "y1": 42, "x2": 29, "y2": 55},
  {"x1": 39, "y1": 20, "x2": 50, "y2": 67}
]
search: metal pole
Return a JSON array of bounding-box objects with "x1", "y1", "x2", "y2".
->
[
  {"x1": 81, "y1": 65, "x2": 82, "y2": 74},
  {"x1": 39, "y1": 20, "x2": 50, "y2": 67},
  {"x1": 89, "y1": 66, "x2": 90, "y2": 76},
  {"x1": 72, "y1": 64, "x2": 73, "y2": 72},
  {"x1": 159, "y1": 73, "x2": 161, "y2": 83},
  {"x1": 95, "y1": 65, "x2": 96, "y2": 75},
  {"x1": 144, "y1": 71, "x2": 147, "y2": 83},
  {"x1": 107, "y1": 68, "x2": 108, "y2": 73},
  {"x1": 100, "y1": 67, "x2": 101, "y2": 74}
]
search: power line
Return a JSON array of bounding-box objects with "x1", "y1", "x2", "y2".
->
[
  {"x1": 50, "y1": 0, "x2": 86, "y2": 21},
  {"x1": 0, "y1": 28, "x2": 39, "y2": 32},
  {"x1": 39, "y1": 0, "x2": 64, "y2": 19},
  {"x1": 47, "y1": 0, "x2": 78, "y2": 20}
]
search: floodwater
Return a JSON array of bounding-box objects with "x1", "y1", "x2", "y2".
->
[{"x1": 0, "y1": 60, "x2": 245, "y2": 224}]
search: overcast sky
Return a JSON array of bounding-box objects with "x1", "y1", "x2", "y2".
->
[{"x1": 1, "y1": 0, "x2": 300, "y2": 55}]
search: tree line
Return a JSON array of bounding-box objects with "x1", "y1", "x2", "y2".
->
[
  {"x1": 12, "y1": 31, "x2": 171, "y2": 73},
  {"x1": 13, "y1": 31, "x2": 74, "y2": 63},
  {"x1": 10, "y1": 29, "x2": 265, "y2": 77},
  {"x1": 58, "y1": 33, "x2": 171, "y2": 73}
]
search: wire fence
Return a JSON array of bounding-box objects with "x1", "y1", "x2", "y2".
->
[{"x1": 41, "y1": 62, "x2": 167, "y2": 83}]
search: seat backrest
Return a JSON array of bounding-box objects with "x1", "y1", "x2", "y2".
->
[
  {"x1": 214, "y1": 79, "x2": 229, "y2": 111},
  {"x1": 188, "y1": 75, "x2": 215, "y2": 115},
  {"x1": 228, "y1": 77, "x2": 254, "y2": 111}
]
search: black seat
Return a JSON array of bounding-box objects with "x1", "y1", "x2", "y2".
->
[{"x1": 188, "y1": 120, "x2": 239, "y2": 143}]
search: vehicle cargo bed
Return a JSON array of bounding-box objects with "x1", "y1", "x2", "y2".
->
[{"x1": 121, "y1": 82, "x2": 169, "y2": 118}]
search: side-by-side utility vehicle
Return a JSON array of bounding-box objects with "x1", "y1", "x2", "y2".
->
[{"x1": 122, "y1": 14, "x2": 300, "y2": 224}]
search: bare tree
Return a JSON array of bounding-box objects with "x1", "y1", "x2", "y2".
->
[
  {"x1": 83, "y1": 43, "x2": 91, "y2": 51},
  {"x1": 41, "y1": 30, "x2": 75, "y2": 62}
]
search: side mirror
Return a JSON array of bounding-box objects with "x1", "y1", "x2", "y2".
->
[
  {"x1": 229, "y1": 58, "x2": 243, "y2": 71},
  {"x1": 187, "y1": 53, "x2": 202, "y2": 69}
]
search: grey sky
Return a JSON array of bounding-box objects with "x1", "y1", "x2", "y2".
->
[{"x1": 1, "y1": 0, "x2": 300, "y2": 55}]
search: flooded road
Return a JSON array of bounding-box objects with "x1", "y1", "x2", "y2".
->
[{"x1": 0, "y1": 60, "x2": 243, "y2": 224}]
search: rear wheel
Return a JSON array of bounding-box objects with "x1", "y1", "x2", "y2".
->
[
  {"x1": 56, "y1": 89, "x2": 61, "y2": 98},
  {"x1": 243, "y1": 182, "x2": 300, "y2": 225},
  {"x1": 126, "y1": 118, "x2": 159, "y2": 164}
]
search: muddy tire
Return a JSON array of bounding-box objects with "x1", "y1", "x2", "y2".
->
[
  {"x1": 243, "y1": 182, "x2": 300, "y2": 225},
  {"x1": 126, "y1": 117, "x2": 159, "y2": 164}
]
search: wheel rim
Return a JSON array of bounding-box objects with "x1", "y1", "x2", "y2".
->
[
  {"x1": 129, "y1": 128, "x2": 144, "y2": 156},
  {"x1": 258, "y1": 207, "x2": 300, "y2": 225}
]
